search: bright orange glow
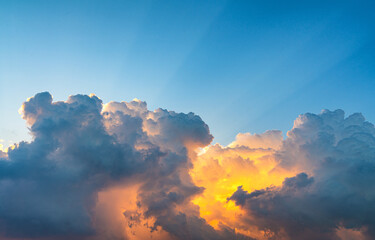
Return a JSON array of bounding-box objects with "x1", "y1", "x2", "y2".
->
[
  {"x1": 190, "y1": 134, "x2": 297, "y2": 238},
  {"x1": 90, "y1": 132, "x2": 298, "y2": 239}
]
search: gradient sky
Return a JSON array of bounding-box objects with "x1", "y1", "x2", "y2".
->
[{"x1": 1, "y1": 0, "x2": 375, "y2": 147}]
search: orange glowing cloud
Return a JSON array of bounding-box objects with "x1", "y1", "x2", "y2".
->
[{"x1": 190, "y1": 131, "x2": 297, "y2": 239}]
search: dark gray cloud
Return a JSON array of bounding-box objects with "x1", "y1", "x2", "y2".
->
[
  {"x1": 229, "y1": 109, "x2": 375, "y2": 240},
  {"x1": 0, "y1": 92, "x2": 139, "y2": 238},
  {"x1": 0, "y1": 92, "x2": 246, "y2": 240}
]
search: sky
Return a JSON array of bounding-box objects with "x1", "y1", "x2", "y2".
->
[
  {"x1": 1, "y1": 1, "x2": 375, "y2": 240},
  {"x1": 1, "y1": 0, "x2": 375, "y2": 147}
]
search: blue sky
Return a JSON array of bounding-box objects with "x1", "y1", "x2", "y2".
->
[{"x1": 1, "y1": 0, "x2": 375, "y2": 147}]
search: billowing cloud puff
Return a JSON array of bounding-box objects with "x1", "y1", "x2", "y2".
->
[
  {"x1": 228, "y1": 110, "x2": 375, "y2": 240},
  {"x1": 1, "y1": 92, "x2": 251, "y2": 240},
  {"x1": 228, "y1": 130, "x2": 283, "y2": 149},
  {"x1": 1, "y1": 93, "x2": 375, "y2": 240}
]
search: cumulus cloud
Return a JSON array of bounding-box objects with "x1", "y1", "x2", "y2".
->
[
  {"x1": 1, "y1": 92, "x2": 137, "y2": 238},
  {"x1": 228, "y1": 109, "x2": 375, "y2": 240},
  {"x1": 1, "y1": 93, "x2": 375, "y2": 240},
  {"x1": 228, "y1": 130, "x2": 283, "y2": 150},
  {"x1": 0, "y1": 92, "x2": 249, "y2": 240}
]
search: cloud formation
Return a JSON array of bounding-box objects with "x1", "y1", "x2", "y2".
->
[
  {"x1": 0, "y1": 93, "x2": 374, "y2": 240},
  {"x1": 190, "y1": 129, "x2": 296, "y2": 239},
  {"x1": 228, "y1": 110, "x2": 375, "y2": 240},
  {"x1": 0, "y1": 92, "x2": 251, "y2": 240}
]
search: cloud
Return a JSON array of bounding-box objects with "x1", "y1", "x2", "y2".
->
[
  {"x1": 191, "y1": 131, "x2": 296, "y2": 239},
  {"x1": 228, "y1": 109, "x2": 375, "y2": 240},
  {"x1": 0, "y1": 92, "x2": 248, "y2": 240},
  {"x1": 0, "y1": 139, "x2": 6, "y2": 157},
  {"x1": 1, "y1": 92, "x2": 134, "y2": 238},
  {"x1": 1, "y1": 93, "x2": 375, "y2": 240},
  {"x1": 228, "y1": 130, "x2": 283, "y2": 149},
  {"x1": 102, "y1": 100, "x2": 252, "y2": 240}
]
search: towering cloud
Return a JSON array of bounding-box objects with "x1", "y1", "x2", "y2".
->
[
  {"x1": 0, "y1": 93, "x2": 374, "y2": 240},
  {"x1": 0, "y1": 92, "x2": 252, "y2": 240},
  {"x1": 228, "y1": 110, "x2": 375, "y2": 240}
]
